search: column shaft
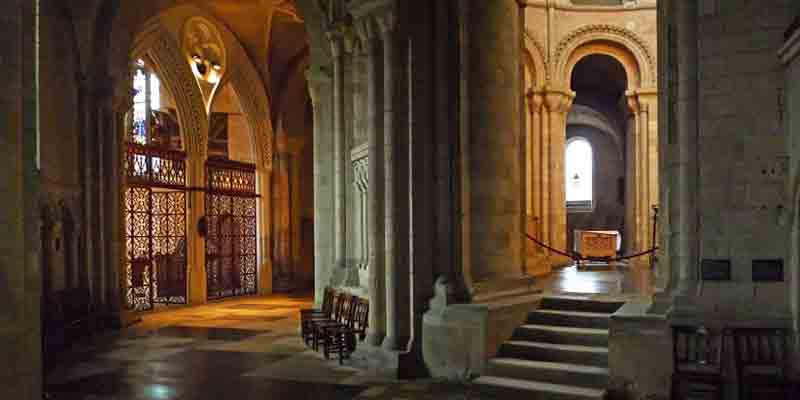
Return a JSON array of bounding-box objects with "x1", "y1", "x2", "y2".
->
[
  {"x1": 331, "y1": 38, "x2": 347, "y2": 268},
  {"x1": 624, "y1": 108, "x2": 637, "y2": 253},
  {"x1": 365, "y1": 33, "x2": 386, "y2": 346},
  {"x1": 674, "y1": 0, "x2": 699, "y2": 294},
  {"x1": 466, "y1": 0, "x2": 522, "y2": 285}
]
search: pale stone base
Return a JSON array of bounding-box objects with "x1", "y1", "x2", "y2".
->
[
  {"x1": 608, "y1": 301, "x2": 670, "y2": 400},
  {"x1": 422, "y1": 292, "x2": 542, "y2": 380}
]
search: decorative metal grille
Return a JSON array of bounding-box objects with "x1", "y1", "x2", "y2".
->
[
  {"x1": 124, "y1": 187, "x2": 187, "y2": 312},
  {"x1": 206, "y1": 159, "x2": 258, "y2": 300},
  {"x1": 125, "y1": 144, "x2": 187, "y2": 189}
]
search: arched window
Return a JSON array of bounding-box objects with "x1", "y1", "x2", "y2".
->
[{"x1": 566, "y1": 137, "x2": 593, "y2": 211}]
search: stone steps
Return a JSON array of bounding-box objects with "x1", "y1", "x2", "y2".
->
[
  {"x1": 476, "y1": 296, "x2": 625, "y2": 399},
  {"x1": 540, "y1": 297, "x2": 625, "y2": 314},
  {"x1": 473, "y1": 376, "x2": 606, "y2": 400},
  {"x1": 513, "y1": 324, "x2": 609, "y2": 347},
  {"x1": 499, "y1": 340, "x2": 609, "y2": 367},
  {"x1": 527, "y1": 309, "x2": 612, "y2": 329},
  {"x1": 488, "y1": 358, "x2": 610, "y2": 388}
]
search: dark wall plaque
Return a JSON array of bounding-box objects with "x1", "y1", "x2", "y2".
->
[
  {"x1": 752, "y1": 259, "x2": 784, "y2": 282},
  {"x1": 701, "y1": 259, "x2": 731, "y2": 281}
]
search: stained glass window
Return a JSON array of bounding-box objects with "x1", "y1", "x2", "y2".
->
[
  {"x1": 566, "y1": 137, "x2": 593, "y2": 210},
  {"x1": 130, "y1": 59, "x2": 163, "y2": 146}
]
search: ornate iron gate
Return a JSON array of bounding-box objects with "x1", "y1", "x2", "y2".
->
[
  {"x1": 205, "y1": 159, "x2": 258, "y2": 300},
  {"x1": 124, "y1": 145, "x2": 188, "y2": 311}
]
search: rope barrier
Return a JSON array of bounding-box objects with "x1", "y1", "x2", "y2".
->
[{"x1": 524, "y1": 233, "x2": 658, "y2": 263}]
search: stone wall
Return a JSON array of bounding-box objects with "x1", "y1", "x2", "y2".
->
[
  {"x1": 674, "y1": 0, "x2": 795, "y2": 320},
  {"x1": 0, "y1": 1, "x2": 41, "y2": 398}
]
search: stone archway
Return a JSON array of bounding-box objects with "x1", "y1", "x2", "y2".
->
[{"x1": 527, "y1": 23, "x2": 658, "y2": 270}]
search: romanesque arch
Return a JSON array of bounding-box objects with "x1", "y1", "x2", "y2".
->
[
  {"x1": 555, "y1": 24, "x2": 656, "y2": 89},
  {"x1": 524, "y1": 30, "x2": 548, "y2": 88}
]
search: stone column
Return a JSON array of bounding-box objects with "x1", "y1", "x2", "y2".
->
[
  {"x1": 188, "y1": 157, "x2": 207, "y2": 304},
  {"x1": 640, "y1": 92, "x2": 659, "y2": 256},
  {"x1": 328, "y1": 32, "x2": 347, "y2": 270},
  {"x1": 308, "y1": 69, "x2": 332, "y2": 304},
  {"x1": 625, "y1": 94, "x2": 642, "y2": 253},
  {"x1": 625, "y1": 95, "x2": 639, "y2": 253},
  {"x1": 464, "y1": 0, "x2": 523, "y2": 289},
  {"x1": 378, "y1": 9, "x2": 407, "y2": 350},
  {"x1": 359, "y1": 18, "x2": 386, "y2": 346},
  {"x1": 0, "y1": 1, "x2": 41, "y2": 397},
  {"x1": 673, "y1": 0, "x2": 699, "y2": 297},
  {"x1": 638, "y1": 100, "x2": 650, "y2": 252},
  {"x1": 538, "y1": 90, "x2": 551, "y2": 256},
  {"x1": 528, "y1": 91, "x2": 544, "y2": 242},
  {"x1": 544, "y1": 88, "x2": 575, "y2": 263}
]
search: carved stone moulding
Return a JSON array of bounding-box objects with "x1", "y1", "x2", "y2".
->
[{"x1": 182, "y1": 17, "x2": 227, "y2": 86}]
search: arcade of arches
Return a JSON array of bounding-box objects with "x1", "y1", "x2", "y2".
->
[{"x1": 4, "y1": 1, "x2": 800, "y2": 399}]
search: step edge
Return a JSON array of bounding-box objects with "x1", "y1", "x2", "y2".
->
[
  {"x1": 489, "y1": 357, "x2": 610, "y2": 375},
  {"x1": 503, "y1": 340, "x2": 610, "y2": 353},
  {"x1": 474, "y1": 376, "x2": 607, "y2": 397}
]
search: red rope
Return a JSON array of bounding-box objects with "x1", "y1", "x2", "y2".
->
[{"x1": 524, "y1": 233, "x2": 658, "y2": 263}]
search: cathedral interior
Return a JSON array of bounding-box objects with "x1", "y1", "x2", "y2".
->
[{"x1": 4, "y1": 0, "x2": 800, "y2": 399}]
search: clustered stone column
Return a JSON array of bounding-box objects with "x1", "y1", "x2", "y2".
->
[
  {"x1": 544, "y1": 88, "x2": 575, "y2": 264},
  {"x1": 624, "y1": 91, "x2": 659, "y2": 256},
  {"x1": 355, "y1": 15, "x2": 387, "y2": 346},
  {"x1": 328, "y1": 31, "x2": 348, "y2": 271}
]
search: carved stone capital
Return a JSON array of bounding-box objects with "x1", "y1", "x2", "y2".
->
[
  {"x1": 375, "y1": 8, "x2": 396, "y2": 38},
  {"x1": 527, "y1": 89, "x2": 544, "y2": 113},
  {"x1": 353, "y1": 17, "x2": 379, "y2": 47},
  {"x1": 626, "y1": 93, "x2": 641, "y2": 114},
  {"x1": 542, "y1": 86, "x2": 575, "y2": 113},
  {"x1": 326, "y1": 29, "x2": 345, "y2": 58}
]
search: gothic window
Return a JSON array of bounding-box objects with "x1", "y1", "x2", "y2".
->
[
  {"x1": 566, "y1": 137, "x2": 593, "y2": 211},
  {"x1": 128, "y1": 59, "x2": 181, "y2": 151}
]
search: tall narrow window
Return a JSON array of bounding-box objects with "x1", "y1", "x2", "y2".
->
[{"x1": 566, "y1": 137, "x2": 593, "y2": 211}]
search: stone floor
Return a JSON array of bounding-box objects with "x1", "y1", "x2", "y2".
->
[
  {"x1": 44, "y1": 264, "x2": 653, "y2": 399},
  {"x1": 537, "y1": 261, "x2": 654, "y2": 299}
]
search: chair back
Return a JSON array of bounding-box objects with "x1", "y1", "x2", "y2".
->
[
  {"x1": 672, "y1": 325, "x2": 723, "y2": 373},
  {"x1": 333, "y1": 293, "x2": 352, "y2": 322},
  {"x1": 731, "y1": 328, "x2": 787, "y2": 375},
  {"x1": 321, "y1": 287, "x2": 335, "y2": 315},
  {"x1": 354, "y1": 298, "x2": 369, "y2": 332}
]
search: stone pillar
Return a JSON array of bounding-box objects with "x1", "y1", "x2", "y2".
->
[
  {"x1": 640, "y1": 92, "x2": 659, "y2": 256},
  {"x1": 188, "y1": 157, "x2": 207, "y2": 304},
  {"x1": 638, "y1": 100, "x2": 650, "y2": 252},
  {"x1": 544, "y1": 88, "x2": 575, "y2": 263},
  {"x1": 378, "y1": 9, "x2": 408, "y2": 351},
  {"x1": 528, "y1": 91, "x2": 544, "y2": 243},
  {"x1": 464, "y1": 0, "x2": 523, "y2": 290},
  {"x1": 537, "y1": 90, "x2": 551, "y2": 257},
  {"x1": 0, "y1": 1, "x2": 41, "y2": 397},
  {"x1": 625, "y1": 95, "x2": 639, "y2": 254},
  {"x1": 673, "y1": 0, "x2": 699, "y2": 298},
  {"x1": 308, "y1": 69, "x2": 332, "y2": 304},
  {"x1": 328, "y1": 33, "x2": 347, "y2": 270},
  {"x1": 359, "y1": 18, "x2": 386, "y2": 346}
]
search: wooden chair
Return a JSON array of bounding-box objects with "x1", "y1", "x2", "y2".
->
[
  {"x1": 311, "y1": 293, "x2": 355, "y2": 351},
  {"x1": 299, "y1": 287, "x2": 335, "y2": 340},
  {"x1": 302, "y1": 290, "x2": 342, "y2": 346},
  {"x1": 323, "y1": 298, "x2": 369, "y2": 364},
  {"x1": 671, "y1": 325, "x2": 724, "y2": 400},
  {"x1": 731, "y1": 328, "x2": 790, "y2": 400}
]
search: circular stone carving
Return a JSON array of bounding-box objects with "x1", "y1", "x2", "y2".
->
[{"x1": 182, "y1": 17, "x2": 227, "y2": 84}]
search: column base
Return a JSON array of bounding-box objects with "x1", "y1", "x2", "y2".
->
[
  {"x1": 381, "y1": 335, "x2": 410, "y2": 352},
  {"x1": 365, "y1": 331, "x2": 385, "y2": 347}
]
